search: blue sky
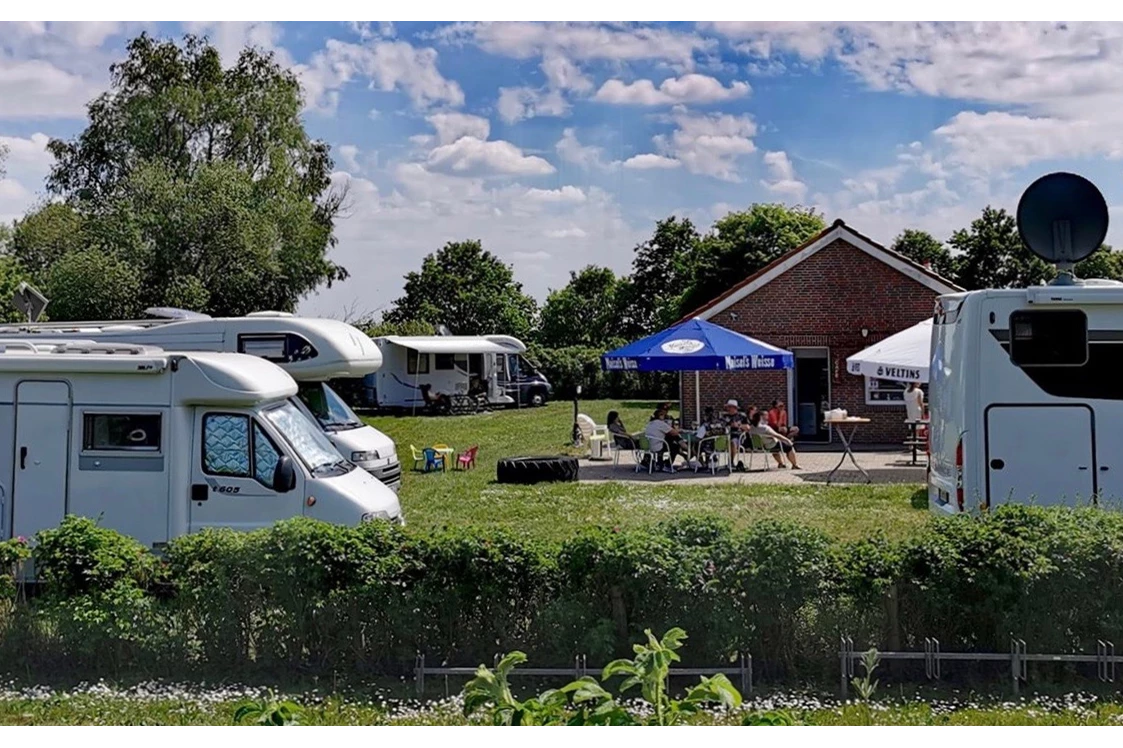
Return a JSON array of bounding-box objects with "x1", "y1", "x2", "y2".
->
[{"x1": 4, "y1": 21, "x2": 1123, "y2": 319}]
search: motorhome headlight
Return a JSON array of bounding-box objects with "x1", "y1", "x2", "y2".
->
[
  {"x1": 351, "y1": 450, "x2": 379, "y2": 462},
  {"x1": 362, "y1": 510, "x2": 392, "y2": 523}
]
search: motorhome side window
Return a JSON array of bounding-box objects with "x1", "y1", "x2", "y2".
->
[
  {"x1": 434, "y1": 353, "x2": 455, "y2": 370},
  {"x1": 1009, "y1": 309, "x2": 1088, "y2": 366},
  {"x1": 82, "y1": 413, "x2": 162, "y2": 452},
  {"x1": 237, "y1": 334, "x2": 319, "y2": 363},
  {"x1": 202, "y1": 413, "x2": 281, "y2": 487},
  {"x1": 407, "y1": 349, "x2": 429, "y2": 375}
]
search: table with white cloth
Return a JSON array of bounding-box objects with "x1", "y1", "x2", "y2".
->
[{"x1": 824, "y1": 417, "x2": 872, "y2": 485}]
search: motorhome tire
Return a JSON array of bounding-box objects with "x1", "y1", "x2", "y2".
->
[
  {"x1": 529, "y1": 389, "x2": 547, "y2": 407},
  {"x1": 496, "y1": 456, "x2": 578, "y2": 484}
]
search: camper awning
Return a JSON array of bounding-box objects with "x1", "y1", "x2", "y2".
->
[
  {"x1": 846, "y1": 319, "x2": 933, "y2": 383},
  {"x1": 381, "y1": 336, "x2": 525, "y2": 354}
]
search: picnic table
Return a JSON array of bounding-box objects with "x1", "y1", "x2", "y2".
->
[{"x1": 824, "y1": 416, "x2": 872, "y2": 485}]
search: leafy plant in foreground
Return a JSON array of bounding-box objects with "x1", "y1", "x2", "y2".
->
[
  {"x1": 463, "y1": 627, "x2": 754, "y2": 726},
  {"x1": 233, "y1": 690, "x2": 304, "y2": 726}
]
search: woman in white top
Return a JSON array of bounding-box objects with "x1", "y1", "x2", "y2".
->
[
  {"x1": 905, "y1": 382, "x2": 926, "y2": 423},
  {"x1": 749, "y1": 411, "x2": 801, "y2": 470}
]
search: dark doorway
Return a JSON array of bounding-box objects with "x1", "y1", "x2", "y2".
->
[{"x1": 793, "y1": 348, "x2": 831, "y2": 443}]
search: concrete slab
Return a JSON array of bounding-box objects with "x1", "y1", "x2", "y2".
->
[{"x1": 580, "y1": 449, "x2": 926, "y2": 486}]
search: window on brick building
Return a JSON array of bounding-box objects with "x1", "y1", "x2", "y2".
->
[{"x1": 865, "y1": 378, "x2": 928, "y2": 406}]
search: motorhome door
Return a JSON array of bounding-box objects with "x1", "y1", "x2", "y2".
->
[
  {"x1": 985, "y1": 404, "x2": 1095, "y2": 508},
  {"x1": 189, "y1": 410, "x2": 302, "y2": 532},
  {"x1": 11, "y1": 381, "x2": 71, "y2": 539}
]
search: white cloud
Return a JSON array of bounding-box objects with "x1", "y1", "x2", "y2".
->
[
  {"x1": 545, "y1": 227, "x2": 588, "y2": 239},
  {"x1": 0, "y1": 132, "x2": 54, "y2": 222},
  {"x1": 181, "y1": 21, "x2": 290, "y2": 66},
  {"x1": 623, "y1": 154, "x2": 681, "y2": 170},
  {"x1": 524, "y1": 186, "x2": 587, "y2": 204},
  {"x1": 427, "y1": 112, "x2": 491, "y2": 145},
  {"x1": 497, "y1": 86, "x2": 569, "y2": 124},
  {"x1": 760, "y1": 151, "x2": 807, "y2": 201},
  {"x1": 296, "y1": 38, "x2": 464, "y2": 114},
  {"x1": 0, "y1": 59, "x2": 104, "y2": 119},
  {"x1": 630, "y1": 107, "x2": 757, "y2": 181},
  {"x1": 424, "y1": 137, "x2": 556, "y2": 177},
  {"x1": 540, "y1": 54, "x2": 593, "y2": 94},
  {"x1": 555, "y1": 128, "x2": 615, "y2": 171},
  {"x1": 594, "y1": 74, "x2": 750, "y2": 106},
  {"x1": 337, "y1": 145, "x2": 361, "y2": 172}
]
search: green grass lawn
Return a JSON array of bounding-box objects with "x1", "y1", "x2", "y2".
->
[{"x1": 367, "y1": 399, "x2": 928, "y2": 542}]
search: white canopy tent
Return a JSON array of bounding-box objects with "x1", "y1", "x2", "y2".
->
[{"x1": 846, "y1": 318, "x2": 933, "y2": 384}]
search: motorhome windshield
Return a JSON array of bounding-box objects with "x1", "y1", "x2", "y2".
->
[
  {"x1": 263, "y1": 401, "x2": 352, "y2": 477},
  {"x1": 296, "y1": 381, "x2": 364, "y2": 431}
]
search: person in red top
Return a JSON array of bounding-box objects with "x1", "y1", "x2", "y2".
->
[{"x1": 767, "y1": 399, "x2": 800, "y2": 440}]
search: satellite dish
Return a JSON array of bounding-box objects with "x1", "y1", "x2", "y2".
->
[
  {"x1": 436, "y1": 324, "x2": 452, "y2": 336},
  {"x1": 1017, "y1": 172, "x2": 1108, "y2": 271},
  {"x1": 12, "y1": 282, "x2": 48, "y2": 322}
]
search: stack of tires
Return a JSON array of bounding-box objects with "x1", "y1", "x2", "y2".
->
[{"x1": 496, "y1": 456, "x2": 579, "y2": 485}]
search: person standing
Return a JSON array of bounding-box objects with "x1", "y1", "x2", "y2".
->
[{"x1": 905, "y1": 382, "x2": 926, "y2": 423}]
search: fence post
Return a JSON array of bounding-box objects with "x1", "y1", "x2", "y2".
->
[
  {"x1": 415, "y1": 653, "x2": 425, "y2": 697},
  {"x1": 839, "y1": 637, "x2": 852, "y2": 699}
]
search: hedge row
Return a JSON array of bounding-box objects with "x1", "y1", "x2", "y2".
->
[
  {"x1": 3, "y1": 506, "x2": 1123, "y2": 681},
  {"x1": 525, "y1": 344, "x2": 678, "y2": 401}
]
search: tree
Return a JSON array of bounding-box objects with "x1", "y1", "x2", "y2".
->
[
  {"x1": 36, "y1": 32, "x2": 346, "y2": 318},
  {"x1": 10, "y1": 203, "x2": 87, "y2": 273},
  {"x1": 537, "y1": 265, "x2": 624, "y2": 349},
  {"x1": 891, "y1": 229, "x2": 957, "y2": 280},
  {"x1": 950, "y1": 206, "x2": 1054, "y2": 290},
  {"x1": 679, "y1": 204, "x2": 825, "y2": 317},
  {"x1": 43, "y1": 249, "x2": 143, "y2": 321},
  {"x1": 384, "y1": 240, "x2": 538, "y2": 337},
  {"x1": 624, "y1": 217, "x2": 701, "y2": 336},
  {"x1": 1074, "y1": 245, "x2": 1123, "y2": 282}
]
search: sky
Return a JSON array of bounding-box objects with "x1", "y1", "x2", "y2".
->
[{"x1": 4, "y1": 21, "x2": 1123, "y2": 320}]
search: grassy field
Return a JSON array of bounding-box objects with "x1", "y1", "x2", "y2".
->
[
  {"x1": 2, "y1": 689, "x2": 1120, "y2": 725},
  {"x1": 366, "y1": 399, "x2": 928, "y2": 542}
]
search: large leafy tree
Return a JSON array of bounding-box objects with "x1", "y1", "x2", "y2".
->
[
  {"x1": 537, "y1": 265, "x2": 624, "y2": 349},
  {"x1": 623, "y1": 216, "x2": 701, "y2": 336},
  {"x1": 23, "y1": 32, "x2": 346, "y2": 319},
  {"x1": 679, "y1": 204, "x2": 825, "y2": 317},
  {"x1": 384, "y1": 240, "x2": 538, "y2": 338},
  {"x1": 950, "y1": 206, "x2": 1054, "y2": 290},
  {"x1": 891, "y1": 228, "x2": 958, "y2": 280}
]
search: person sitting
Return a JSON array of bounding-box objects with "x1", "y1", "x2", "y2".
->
[
  {"x1": 750, "y1": 411, "x2": 801, "y2": 470},
  {"x1": 606, "y1": 410, "x2": 633, "y2": 449},
  {"x1": 418, "y1": 383, "x2": 451, "y2": 414},
  {"x1": 767, "y1": 399, "x2": 800, "y2": 440},
  {"x1": 721, "y1": 399, "x2": 748, "y2": 431},
  {"x1": 644, "y1": 406, "x2": 682, "y2": 473}
]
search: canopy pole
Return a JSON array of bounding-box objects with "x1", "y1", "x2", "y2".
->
[{"x1": 694, "y1": 370, "x2": 701, "y2": 427}]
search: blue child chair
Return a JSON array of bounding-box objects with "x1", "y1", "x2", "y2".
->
[{"x1": 423, "y1": 447, "x2": 446, "y2": 473}]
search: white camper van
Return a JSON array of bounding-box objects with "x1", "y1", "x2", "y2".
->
[
  {"x1": 0, "y1": 343, "x2": 403, "y2": 550},
  {"x1": 928, "y1": 172, "x2": 1123, "y2": 514},
  {"x1": 369, "y1": 335, "x2": 553, "y2": 410},
  {"x1": 0, "y1": 309, "x2": 402, "y2": 492}
]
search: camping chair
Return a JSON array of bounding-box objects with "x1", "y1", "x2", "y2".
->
[
  {"x1": 419, "y1": 384, "x2": 451, "y2": 415},
  {"x1": 633, "y1": 434, "x2": 662, "y2": 474},
  {"x1": 610, "y1": 433, "x2": 637, "y2": 468},
  {"x1": 410, "y1": 445, "x2": 427, "y2": 472},
  {"x1": 694, "y1": 434, "x2": 729, "y2": 475},
  {"x1": 456, "y1": 445, "x2": 479, "y2": 470},
  {"x1": 422, "y1": 447, "x2": 446, "y2": 473},
  {"x1": 742, "y1": 433, "x2": 773, "y2": 472},
  {"x1": 575, "y1": 414, "x2": 608, "y2": 443}
]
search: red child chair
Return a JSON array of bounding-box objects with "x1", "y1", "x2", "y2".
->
[{"x1": 456, "y1": 445, "x2": 479, "y2": 470}]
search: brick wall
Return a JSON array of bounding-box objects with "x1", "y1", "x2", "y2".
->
[{"x1": 681, "y1": 238, "x2": 940, "y2": 444}]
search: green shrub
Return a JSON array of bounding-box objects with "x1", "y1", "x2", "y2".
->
[
  {"x1": 0, "y1": 536, "x2": 30, "y2": 601},
  {"x1": 4, "y1": 506, "x2": 1123, "y2": 685}
]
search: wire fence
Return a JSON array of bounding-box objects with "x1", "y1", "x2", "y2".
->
[{"x1": 412, "y1": 638, "x2": 1122, "y2": 699}]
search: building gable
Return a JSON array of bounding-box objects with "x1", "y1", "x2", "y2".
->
[{"x1": 685, "y1": 220, "x2": 963, "y2": 322}]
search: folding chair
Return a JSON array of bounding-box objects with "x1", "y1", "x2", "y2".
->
[
  {"x1": 743, "y1": 433, "x2": 774, "y2": 472},
  {"x1": 694, "y1": 434, "x2": 730, "y2": 475},
  {"x1": 633, "y1": 434, "x2": 661, "y2": 474}
]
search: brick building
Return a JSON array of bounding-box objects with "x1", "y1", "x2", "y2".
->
[{"x1": 679, "y1": 219, "x2": 962, "y2": 444}]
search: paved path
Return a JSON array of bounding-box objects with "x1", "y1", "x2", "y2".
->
[{"x1": 580, "y1": 448, "x2": 926, "y2": 485}]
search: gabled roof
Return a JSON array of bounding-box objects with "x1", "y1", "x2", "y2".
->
[{"x1": 682, "y1": 219, "x2": 964, "y2": 322}]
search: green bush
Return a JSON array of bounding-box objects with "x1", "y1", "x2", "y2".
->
[
  {"x1": 5, "y1": 506, "x2": 1123, "y2": 684},
  {"x1": 526, "y1": 344, "x2": 676, "y2": 400},
  {"x1": 0, "y1": 537, "x2": 30, "y2": 601}
]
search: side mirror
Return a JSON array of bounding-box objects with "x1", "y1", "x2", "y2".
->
[{"x1": 272, "y1": 456, "x2": 297, "y2": 493}]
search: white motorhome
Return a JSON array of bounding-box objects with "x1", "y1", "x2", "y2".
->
[
  {"x1": 929, "y1": 172, "x2": 1123, "y2": 514},
  {"x1": 0, "y1": 343, "x2": 403, "y2": 552},
  {"x1": 0, "y1": 309, "x2": 402, "y2": 492},
  {"x1": 368, "y1": 335, "x2": 553, "y2": 410}
]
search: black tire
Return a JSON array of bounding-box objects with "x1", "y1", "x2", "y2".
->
[
  {"x1": 528, "y1": 388, "x2": 547, "y2": 407},
  {"x1": 496, "y1": 455, "x2": 579, "y2": 485}
]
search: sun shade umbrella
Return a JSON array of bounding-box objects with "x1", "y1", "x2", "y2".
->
[
  {"x1": 845, "y1": 318, "x2": 933, "y2": 384},
  {"x1": 602, "y1": 318, "x2": 794, "y2": 422}
]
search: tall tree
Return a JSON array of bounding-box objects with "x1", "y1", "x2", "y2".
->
[
  {"x1": 1074, "y1": 245, "x2": 1123, "y2": 281},
  {"x1": 892, "y1": 228, "x2": 957, "y2": 279},
  {"x1": 537, "y1": 265, "x2": 623, "y2": 349},
  {"x1": 950, "y1": 206, "x2": 1054, "y2": 291},
  {"x1": 679, "y1": 204, "x2": 825, "y2": 317},
  {"x1": 624, "y1": 216, "x2": 700, "y2": 336},
  {"x1": 384, "y1": 240, "x2": 538, "y2": 338},
  {"x1": 34, "y1": 32, "x2": 346, "y2": 318}
]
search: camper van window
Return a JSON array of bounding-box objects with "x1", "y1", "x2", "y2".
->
[
  {"x1": 82, "y1": 413, "x2": 162, "y2": 452},
  {"x1": 252, "y1": 422, "x2": 281, "y2": 485},
  {"x1": 263, "y1": 401, "x2": 349, "y2": 476},
  {"x1": 237, "y1": 334, "x2": 319, "y2": 363},
  {"x1": 203, "y1": 414, "x2": 252, "y2": 477},
  {"x1": 1009, "y1": 309, "x2": 1088, "y2": 367},
  {"x1": 435, "y1": 353, "x2": 455, "y2": 370},
  {"x1": 407, "y1": 348, "x2": 429, "y2": 375},
  {"x1": 296, "y1": 382, "x2": 364, "y2": 431}
]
